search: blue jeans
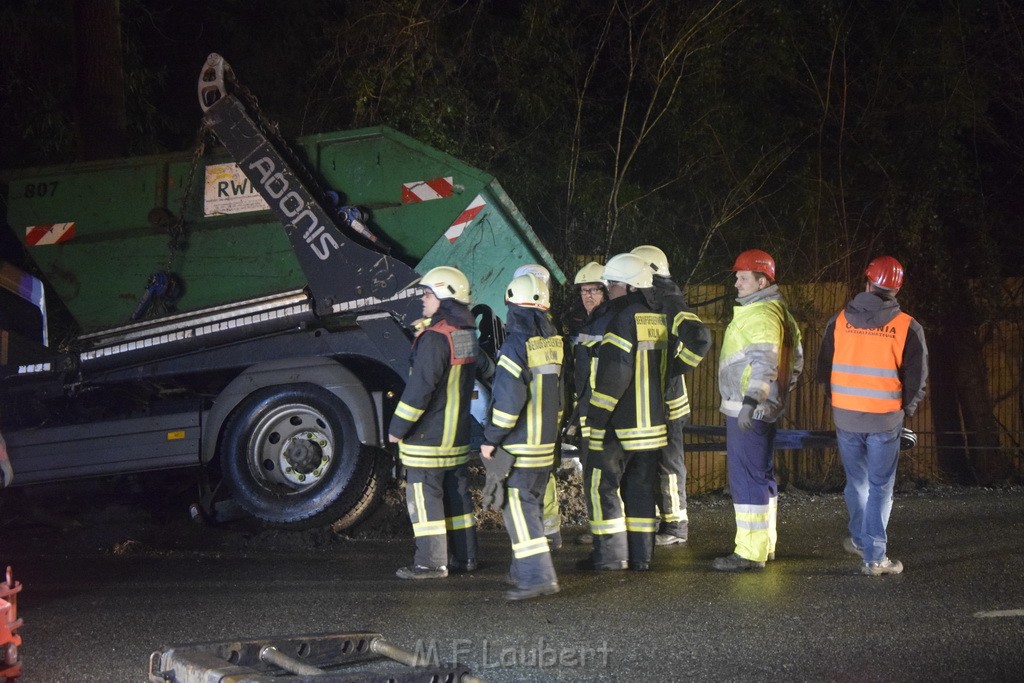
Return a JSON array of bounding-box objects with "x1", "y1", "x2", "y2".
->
[{"x1": 837, "y1": 425, "x2": 901, "y2": 563}]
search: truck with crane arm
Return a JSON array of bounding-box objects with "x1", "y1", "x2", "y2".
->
[{"x1": 0, "y1": 54, "x2": 564, "y2": 529}]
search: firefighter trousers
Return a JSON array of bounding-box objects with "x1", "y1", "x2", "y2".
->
[
  {"x1": 725, "y1": 416, "x2": 778, "y2": 562},
  {"x1": 542, "y1": 471, "x2": 561, "y2": 538},
  {"x1": 405, "y1": 464, "x2": 478, "y2": 569},
  {"x1": 503, "y1": 468, "x2": 558, "y2": 589},
  {"x1": 655, "y1": 418, "x2": 689, "y2": 538},
  {"x1": 585, "y1": 436, "x2": 659, "y2": 565}
]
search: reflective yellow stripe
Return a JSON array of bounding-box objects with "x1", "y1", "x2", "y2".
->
[
  {"x1": 635, "y1": 348, "x2": 648, "y2": 427},
  {"x1": 446, "y1": 512, "x2": 476, "y2": 531},
  {"x1": 735, "y1": 503, "x2": 771, "y2": 530},
  {"x1": 491, "y1": 407, "x2": 518, "y2": 429},
  {"x1": 512, "y1": 537, "x2": 550, "y2": 559},
  {"x1": 399, "y1": 452, "x2": 471, "y2": 468},
  {"x1": 616, "y1": 425, "x2": 667, "y2": 439},
  {"x1": 734, "y1": 503, "x2": 772, "y2": 562},
  {"x1": 625, "y1": 516, "x2": 659, "y2": 532},
  {"x1": 442, "y1": 365, "x2": 462, "y2": 447},
  {"x1": 511, "y1": 454, "x2": 556, "y2": 468},
  {"x1": 509, "y1": 487, "x2": 530, "y2": 540},
  {"x1": 527, "y1": 374, "x2": 540, "y2": 443},
  {"x1": 678, "y1": 347, "x2": 703, "y2": 367},
  {"x1": 673, "y1": 311, "x2": 701, "y2": 326},
  {"x1": 504, "y1": 443, "x2": 556, "y2": 455},
  {"x1": 400, "y1": 442, "x2": 470, "y2": 456},
  {"x1": 603, "y1": 333, "x2": 632, "y2": 354},
  {"x1": 590, "y1": 517, "x2": 627, "y2": 535},
  {"x1": 662, "y1": 473, "x2": 682, "y2": 520},
  {"x1": 411, "y1": 482, "x2": 447, "y2": 537},
  {"x1": 590, "y1": 390, "x2": 617, "y2": 412},
  {"x1": 498, "y1": 355, "x2": 522, "y2": 378},
  {"x1": 394, "y1": 401, "x2": 424, "y2": 422},
  {"x1": 588, "y1": 468, "x2": 603, "y2": 524},
  {"x1": 509, "y1": 487, "x2": 551, "y2": 559},
  {"x1": 413, "y1": 520, "x2": 447, "y2": 537},
  {"x1": 619, "y1": 436, "x2": 668, "y2": 451}
]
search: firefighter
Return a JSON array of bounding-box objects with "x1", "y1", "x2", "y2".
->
[
  {"x1": 510, "y1": 263, "x2": 563, "y2": 551},
  {"x1": 480, "y1": 273, "x2": 564, "y2": 600},
  {"x1": 630, "y1": 245, "x2": 712, "y2": 546},
  {"x1": 581, "y1": 253, "x2": 667, "y2": 571},
  {"x1": 714, "y1": 249, "x2": 803, "y2": 572},
  {"x1": 567, "y1": 261, "x2": 612, "y2": 546},
  {"x1": 817, "y1": 256, "x2": 928, "y2": 576},
  {"x1": 389, "y1": 266, "x2": 480, "y2": 579}
]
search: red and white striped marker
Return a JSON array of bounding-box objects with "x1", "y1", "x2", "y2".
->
[
  {"x1": 444, "y1": 195, "x2": 486, "y2": 243},
  {"x1": 25, "y1": 222, "x2": 76, "y2": 246},
  {"x1": 402, "y1": 176, "x2": 454, "y2": 203}
]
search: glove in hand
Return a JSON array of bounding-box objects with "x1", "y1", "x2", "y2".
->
[
  {"x1": 737, "y1": 404, "x2": 756, "y2": 432},
  {"x1": 481, "y1": 447, "x2": 515, "y2": 510}
]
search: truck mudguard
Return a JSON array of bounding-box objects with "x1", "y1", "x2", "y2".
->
[{"x1": 201, "y1": 357, "x2": 379, "y2": 465}]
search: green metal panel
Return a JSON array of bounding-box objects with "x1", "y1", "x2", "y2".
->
[{"x1": 4, "y1": 127, "x2": 563, "y2": 332}]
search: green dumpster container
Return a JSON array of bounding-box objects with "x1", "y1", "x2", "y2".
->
[{"x1": 4, "y1": 126, "x2": 563, "y2": 332}]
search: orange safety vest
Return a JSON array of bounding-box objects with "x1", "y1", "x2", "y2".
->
[
  {"x1": 830, "y1": 310, "x2": 912, "y2": 413},
  {"x1": 415, "y1": 319, "x2": 476, "y2": 366}
]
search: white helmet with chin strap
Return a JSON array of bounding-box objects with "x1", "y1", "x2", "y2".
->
[
  {"x1": 631, "y1": 245, "x2": 671, "y2": 277},
  {"x1": 603, "y1": 253, "x2": 653, "y2": 289},
  {"x1": 574, "y1": 261, "x2": 607, "y2": 286},
  {"x1": 418, "y1": 266, "x2": 471, "y2": 304},
  {"x1": 506, "y1": 273, "x2": 551, "y2": 310}
]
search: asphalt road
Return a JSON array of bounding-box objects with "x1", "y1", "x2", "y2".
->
[{"x1": 2, "y1": 486, "x2": 1024, "y2": 682}]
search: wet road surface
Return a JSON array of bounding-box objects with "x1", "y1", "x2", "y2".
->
[{"x1": 2, "y1": 487, "x2": 1024, "y2": 681}]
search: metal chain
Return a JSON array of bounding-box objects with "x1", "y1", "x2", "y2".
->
[{"x1": 164, "y1": 123, "x2": 211, "y2": 273}]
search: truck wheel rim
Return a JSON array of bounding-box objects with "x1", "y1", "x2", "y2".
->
[{"x1": 248, "y1": 403, "x2": 335, "y2": 491}]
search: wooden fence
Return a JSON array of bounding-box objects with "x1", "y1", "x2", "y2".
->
[{"x1": 679, "y1": 280, "x2": 1024, "y2": 493}]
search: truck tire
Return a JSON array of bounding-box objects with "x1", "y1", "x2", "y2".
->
[
  {"x1": 330, "y1": 448, "x2": 391, "y2": 531},
  {"x1": 218, "y1": 383, "x2": 376, "y2": 528}
]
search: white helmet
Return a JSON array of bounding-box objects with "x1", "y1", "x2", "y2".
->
[
  {"x1": 513, "y1": 263, "x2": 551, "y2": 287},
  {"x1": 418, "y1": 266, "x2": 471, "y2": 304},
  {"x1": 631, "y1": 245, "x2": 670, "y2": 277},
  {"x1": 506, "y1": 273, "x2": 550, "y2": 310},
  {"x1": 603, "y1": 253, "x2": 653, "y2": 289},
  {"x1": 573, "y1": 261, "x2": 607, "y2": 286}
]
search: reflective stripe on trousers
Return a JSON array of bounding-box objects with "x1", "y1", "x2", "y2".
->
[
  {"x1": 503, "y1": 468, "x2": 558, "y2": 589},
  {"x1": 405, "y1": 464, "x2": 478, "y2": 568},
  {"x1": 656, "y1": 419, "x2": 689, "y2": 530},
  {"x1": 725, "y1": 416, "x2": 778, "y2": 562},
  {"x1": 585, "y1": 436, "x2": 659, "y2": 565}
]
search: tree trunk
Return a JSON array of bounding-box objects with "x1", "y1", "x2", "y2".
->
[
  {"x1": 954, "y1": 324, "x2": 1012, "y2": 485},
  {"x1": 930, "y1": 329, "x2": 973, "y2": 484},
  {"x1": 73, "y1": 0, "x2": 127, "y2": 160}
]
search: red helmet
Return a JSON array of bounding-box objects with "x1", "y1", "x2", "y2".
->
[
  {"x1": 731, "y1": 249, "x2": 776, "y2": 282},
  {"x1": 865, "y1": 256, "x2": 904, "y2": 291}
]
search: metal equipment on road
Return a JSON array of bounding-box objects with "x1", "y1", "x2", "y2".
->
[{"x1": 148, "y1": 632, "x2": 484, "y2": 683}]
